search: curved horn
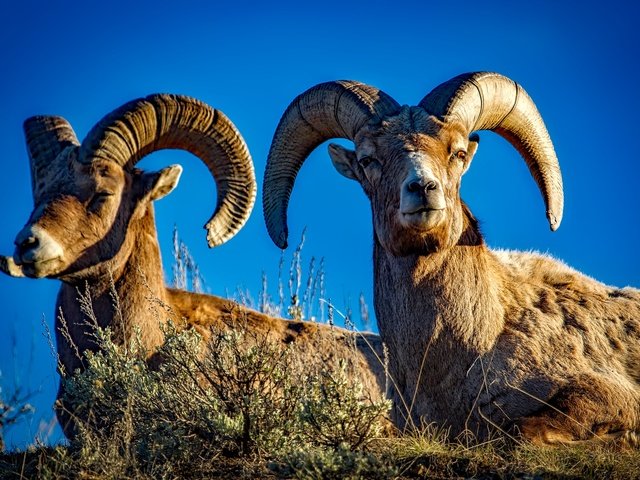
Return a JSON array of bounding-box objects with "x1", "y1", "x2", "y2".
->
[
  {"x1": 263, "y1": 81, "x2": 400, "y2": 248},
  {"x1": 419, "y1": 72, "x2": 563, "y2": 231},
  {"x1": 24, "y1": 116, "x2": 80, "y2": 204},
  {"x1": 77, "y1": 94, "x2": 256, "y2": 247}
]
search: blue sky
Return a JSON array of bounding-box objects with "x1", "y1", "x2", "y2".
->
[{"x1": 1, "y1": 0, "x2": 638, "y2": 449}]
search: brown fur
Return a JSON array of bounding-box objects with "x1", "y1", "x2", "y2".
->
[{"x1": 330, "y1": 107, "x2": 640, "y2": 444}]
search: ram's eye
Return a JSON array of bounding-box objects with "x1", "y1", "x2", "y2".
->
[
  {"x1": 359, "y1": 156, "x2": 375, "y2": 168},
  {"x1": 453, "y1": 150, "x2": 467, "y2": 161}
]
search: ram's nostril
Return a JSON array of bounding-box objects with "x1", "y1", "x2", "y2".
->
[
  {"x1": 19, "y1": 236, "x2": 38, "y2": 251},
  {"x1": 407, "y1": 180, "x2": 438, "y2": 193},
  {"x1": 407, "y1": 181, "x2": 423, "y2": 193}
]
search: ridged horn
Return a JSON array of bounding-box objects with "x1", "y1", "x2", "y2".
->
[
  {"x1": 419, "y1": 72, "x2": 563, "y2": 231},
  {"x1": 24, "y1": 116, "x2": 80, "y2": 204},
  {"x1": 78, "y1": 94, "x2": 256, "y2": 247},
  {"x1": 263, "y1": 81, "x2": 400, "y2": 248}
]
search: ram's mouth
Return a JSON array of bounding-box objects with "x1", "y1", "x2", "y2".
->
[
  {"x1": 403, "y1": 207, "x2": 443, "y2": 216},
  {"x1": 401, "y1": 207, "x2": 444, "y2": 230},
  {"x1": 13, "y1": 256, "x2": 64, "y2": 279}
]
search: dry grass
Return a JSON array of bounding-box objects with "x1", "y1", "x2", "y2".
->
[
  {"x1": 0, "y1": 387, "x2": 33, "y2": 454},
  {"x1": 3, "y1": 424, "x2": 640, "y2": 479},
  {"x1": 383, "y1": 431, "x2": 640, "y2": 479}
]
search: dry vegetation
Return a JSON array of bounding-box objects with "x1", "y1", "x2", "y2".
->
[
  {"x1": 0, "y1": 384, "x2": 33, "y2": 453},
  {"x1": 1, "y1": 234, "x2": 639, "y2": 479}
]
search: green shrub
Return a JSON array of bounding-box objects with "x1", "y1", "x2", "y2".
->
[
  {"x1": 299, "y1": 359, "x2": 389, "y2": 450},
  {"x1": 43, "y1": 317, "x2": 390, "y2": 478}
]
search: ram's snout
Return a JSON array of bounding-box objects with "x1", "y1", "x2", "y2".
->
[
  {"x1": 399, "y1": 166, "x2": 445, "y2": 230},
  {"x1": 10, "y1": 224, "x2": 63, "y2": 278}
]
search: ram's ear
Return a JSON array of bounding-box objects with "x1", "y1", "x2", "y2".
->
[
  {"x1": 463, "y1": 133, "x2": 480, "y2": 175},
  {"x1": 142, "y1": 164, "x2": 183, "y2": 201},
  {"x1": 328, "y1": 143, "x2": 360, "y2": 181}
]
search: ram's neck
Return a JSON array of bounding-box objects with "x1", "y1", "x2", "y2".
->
[
  {"x1": 373, "y1": 227, "x2": 507, "y2": 399},
  {"x1": 55, "y1": 208, "x2": 169, "y2": 374},
  {"x1": 377, "y1": 242, "x2": 505, "y2": 336}
]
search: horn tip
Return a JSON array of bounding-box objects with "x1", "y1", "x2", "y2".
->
[
  {"x1": 547, "y1": 211, "x2": 562, "y2": 231},
  {"x1": 204, "y1": 224, "x2": 223, "y2": 249},
  {"x1": 275, "y1": 230, "x2": 288, "y2": 250}
]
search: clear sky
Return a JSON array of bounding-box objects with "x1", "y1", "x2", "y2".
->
[{"x1": 0, "y1": 0, "x2": 638, "y2": 449}]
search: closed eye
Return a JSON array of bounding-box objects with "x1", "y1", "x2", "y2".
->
[{"x1": 359, "y1": 156, "x2": 375, "y2": 168}]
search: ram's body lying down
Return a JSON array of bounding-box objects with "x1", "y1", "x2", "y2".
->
[
  {"x1": 1, "y1": 94, "x2": 386, "y2": 438},
  {"x1": 263, "y1": 72, "x2": 640, "y2": 445}
]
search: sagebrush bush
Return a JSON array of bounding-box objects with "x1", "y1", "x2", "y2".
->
[
  {"x1": 300, "y1": 360, "x2": 388, "y2": 450},
  {"x1": 47, "y1": 315, "x2": 390, "y2": 477}
]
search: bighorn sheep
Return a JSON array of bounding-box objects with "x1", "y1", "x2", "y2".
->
[
  {"x1": 0, "y1": 94, "x2": 385, "y2": 438},
  {"x1": 263, "y1": 72, "x2": 640, "y2": 444}
]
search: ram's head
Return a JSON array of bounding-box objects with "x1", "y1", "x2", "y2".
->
[
  {"x1": 2, "y1": 94, "x2": 256, "y2": 280},
  {"x1": 263, "y1": 72, "x2": 563, "y2": 256}
]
